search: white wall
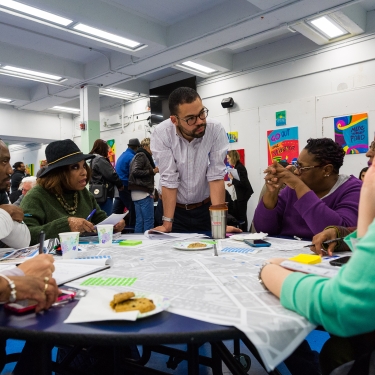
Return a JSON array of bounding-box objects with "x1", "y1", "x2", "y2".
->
[
  {"x1": 5, "y1": 31, "x2": 375, "y2": 227},
  {"x1": 10, "y1": 144, "x2": 48, "y2": 176}
]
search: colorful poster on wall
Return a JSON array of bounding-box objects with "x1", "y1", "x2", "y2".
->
[
  {"x1": 25, "y1": 164, "x2": 34, "y2": 176},
  {"x1": 227, "y1": 131, "x2": 238, "y2": 143},
  {"x1": 267, "y1": 127, "x2": 299, "y2": 165},
  {"x1": 276, "y1": 110, "x2": 286, "y2": 126},
  {"x1": 224, "y1": 149, "x2": 245, "y2": 181},
  {"x1": 107, "y1": 139, "x2": 116, "y2": 167},
  {"x1": 334, "y1": 113, "x2": 368, "y2": 154}
]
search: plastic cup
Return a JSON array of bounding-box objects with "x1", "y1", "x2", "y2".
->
[
  {"x1": 97, "y1": 224, "x2": 114, "y2": 246},
  {"x1": 58, "y1": 232, "x2": 80, "y2": 259},
  {"x1": 209, "y1": 204, "x2": 228, "y2": 239}
]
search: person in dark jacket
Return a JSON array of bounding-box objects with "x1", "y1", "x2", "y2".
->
[
  {"x1": 10, "y1": 162, "x2": 25, "y2": 193},
  {"x1": 128, "y1": 138, "x2": 159, "y2": 233},
  {"x1": 227, "y1": 150, "x2": 253, "y2": 231},
  {"x1": 89, "y1": 139, "x2": 124, "y2": 216}
]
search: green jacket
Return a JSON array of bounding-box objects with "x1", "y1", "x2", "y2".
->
[
  {"x1": 281, "y1": 221, "x2": 375, "y2": 337},
  {"x1": 21, "y1": 185, "x2": 107, "y2": 245}
]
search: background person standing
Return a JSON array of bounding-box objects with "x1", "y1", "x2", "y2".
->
[
  {"x1": 227, "y1": 150, "x2": 253, "y2": 231},
  {"x1": 89, "y1": 139, "x2": 124, "y2": 216},
  {"x1": 128, "y1": 138, "x2": 159, "y2": 233},
  {"x1": 10, "y1": 161, "x2": 25, "y2": 193},
  {"x1": 113, "y1": 139, "x2": 140, "y2": 227}
]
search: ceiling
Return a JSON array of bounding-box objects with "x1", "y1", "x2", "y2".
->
[{"x1": 0, "y1": 0, "x2": 374, "y2": 113}]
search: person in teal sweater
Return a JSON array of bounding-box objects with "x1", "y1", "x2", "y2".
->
[
  {"x1": 21, "y1": 139, "x2": 125, "y2": 245},
  {"x1": 259, "y1": 157, "x2": 375, "y2": 374}
]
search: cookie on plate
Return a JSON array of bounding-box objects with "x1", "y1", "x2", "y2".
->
[
  {"x1": 114, "y1": 297, "x2": 156, "y2": 313},
  {"x1": 187, "y1": 242, "x2": 206, "y2": 248},
  {"x1": 110, "y1": 291, "x2": 135, "y2": 309}
]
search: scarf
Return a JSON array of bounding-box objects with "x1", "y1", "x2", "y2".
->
[{"x1": 136, "y1": 148, "x2": 155, "y2": 168}]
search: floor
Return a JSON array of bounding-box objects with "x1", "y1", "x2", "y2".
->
[{"x1": 1, "y1": 330, "x2": 329, "y2": 374}]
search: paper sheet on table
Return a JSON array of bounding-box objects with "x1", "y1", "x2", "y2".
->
[
  {"x1": 144, "y1": 230, "x2": 207, "y2": 240},
  {"x1": 230, "y1": 232, "x2": 268, "y2": 241},
  {"x1": 97, "y1": 212, "x2": 128, "y2": 226},
  {"x1": 227, "y1": 168, "x2": 240, "y2": 180},
  {"x1": 64, "y1": 288, "x2": 169, "y2": 323}
]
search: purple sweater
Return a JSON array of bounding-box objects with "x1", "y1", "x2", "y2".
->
[{"x1": 253, "y1": 175, "x2": 362, "y2": 239}]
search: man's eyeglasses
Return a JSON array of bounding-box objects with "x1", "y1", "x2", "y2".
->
[
  {"x1": 294, "y1": 162, "x2": 324, "y2": 174},
  {"x1": 174, "y1": 108, "x2": 209, "y2": 126}
]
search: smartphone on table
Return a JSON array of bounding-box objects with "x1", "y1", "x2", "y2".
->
[
  {"x1": 244, "y1": 239, "x2": 271, "y2": 247},
  {"x1": 4, "y1": 289, "x2": 76, "y2": 314},
  {"x1": 329, "y1": 256, "x2": 351, "y2": 267}
]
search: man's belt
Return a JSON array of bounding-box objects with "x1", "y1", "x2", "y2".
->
[{"x1": 160, "y1": 195, "x2": 211, "y2": 210}]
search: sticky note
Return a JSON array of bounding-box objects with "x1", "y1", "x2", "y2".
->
[
  {"x1": 288, "y1": 254, "x2": 321, "y2": 265},
  {"x1": 119, "y1": 240, "x2": 142, "y2": 246}
]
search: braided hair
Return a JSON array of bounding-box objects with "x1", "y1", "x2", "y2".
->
[{"x1": 304, "y1": 138, "x2": 345, "y2": 174}]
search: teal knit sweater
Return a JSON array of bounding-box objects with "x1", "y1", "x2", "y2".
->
[
  {"x1": 21, "y1": 185, "x2": 107, "y2": 245},
  {"x1": 281, "y1": 221, "x2": 375, "y2": 337}
]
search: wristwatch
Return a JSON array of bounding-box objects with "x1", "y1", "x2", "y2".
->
[
  {"x1": 258, "y1": 261, "x2": 272, "y2": 290},
  {"x1": 162, "y1": 216, "x2": 174, "y2": 223}
]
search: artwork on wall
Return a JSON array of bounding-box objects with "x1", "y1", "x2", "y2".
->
[
  {"x1": 25, "y1": 164, "x2": 34, "y2": 176},
  {"x1": 224, "y1": 148, "x2": 245, "y2": 181},
  {"x1": 267, "y1": 127, "x2": 299, "y2": 165},
  {"x1": 334, "y1": 113, "x2": 368, "y2": 154},
  {"x1": 107, "y1": 139, "x2": 116, "y2": 167},
  {"x1": 227, "y1": 131, "x2": 238, "y2": 143},
  {"x1": 276, "y1": 110, "x2": 286, "y2": 126}
]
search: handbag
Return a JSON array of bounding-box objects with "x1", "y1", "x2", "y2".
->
[
  {"x1": 89, "y1": 158, "x2": 108, "y2": 203},
  {"x1": 89, "y1": 183, "x2": 108, "y2": 203}
]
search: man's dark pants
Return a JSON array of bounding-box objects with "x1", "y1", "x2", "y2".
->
[{"x1": 112, "y1": 187, "x2": 135, "y2": 227}]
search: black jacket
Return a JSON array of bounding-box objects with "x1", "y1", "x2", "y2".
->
[
  {"x1": 10, "y1": 170, "x2": 24, "y2": 193},
  {"x1": 231, "y1": 162, "x2": 253, "y2": 202},
  {"x1": 89, "y1": 155, "x2": 123, "y2": 198},
  {"x1": 128, "y1": 149, "x2": 155, "y2": 194}
]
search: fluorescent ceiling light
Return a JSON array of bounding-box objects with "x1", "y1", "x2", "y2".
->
[
  {"x1": 2, "y1": 66, "x2": 63, "y2": 81},
  {"x1": 100, "y1": 88, "x2": 138, "y2": 100},
  {"x1": 51, "y1": 106, "x2": 80, "y2": 113},
  {"x1": 310, "y1": 16, "x2": 347, "y2": 39},
  {"x1": 73, "y1": 24, "x2": 141, "y2": 49},
  {"x1": 0, "y1": 97, "x2": 12, "y2": 103},
  {"x1": 0, "y1": 0, "x2": 72, "y2": 26},
  {"x1": 181, "y1": 61, "x2": 216, "y2": 74}
]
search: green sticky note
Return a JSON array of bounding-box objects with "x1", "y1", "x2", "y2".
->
[
  {"x1": 200, "y1": 240, "x2": 217, "y2": 244},
  {"x1": 119, "y1": 240, "x2": 142, "y2": 246}
]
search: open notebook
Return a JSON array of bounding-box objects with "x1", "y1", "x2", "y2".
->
[{"x1": 53, "y1": 256, "x2": 113, "y2": 285}]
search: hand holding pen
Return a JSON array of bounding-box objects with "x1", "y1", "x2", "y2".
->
[
  {"x1": 306, "y1": 227, "x2": 344, "y2": 256},
  {"x1": 86, "y1": 209, "x2": 96, "y2": 221}
]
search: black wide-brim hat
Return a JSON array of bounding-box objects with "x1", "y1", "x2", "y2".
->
[{"x1": 39, "y1": 139, "x2": 95, "y2": 178}]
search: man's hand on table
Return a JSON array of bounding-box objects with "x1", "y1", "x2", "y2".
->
[
  {"x1": 226, "y1": 226, "x2": 242, "y2": 233},
  {"x1": 0, "y1": 204, "x2": 24, "y2": 222},
  {"x1": 18, "y1": 254, "x2": 55, "y2": 278},
  {"x1": 152, "y1": 222, "x2": 173, "y2": 233},
  {"x1": 310, "y1": 227, "x2": 338, "y2": 256},
  {"x1": 114, "y1": 219, "x2": 125, "y2": 233}
]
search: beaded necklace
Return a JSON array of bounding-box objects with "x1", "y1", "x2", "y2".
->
[{"x1": 55, "y1": 192, "x2": 78, "y2": 215}]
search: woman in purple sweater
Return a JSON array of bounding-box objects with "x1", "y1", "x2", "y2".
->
[{"x1": 253, "y1": 138, "x2": 362, "y2": 239}]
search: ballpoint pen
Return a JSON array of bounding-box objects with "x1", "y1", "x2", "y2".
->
[
  {"x1": 86, "y1": 209, "x2": 96, "y2": 221},
  {"x1": 303, "y1": 237, "x2": 345, "y2": 248},
  {"x1": 39, "y1": 231, "x2": 45, "y2": 254}
]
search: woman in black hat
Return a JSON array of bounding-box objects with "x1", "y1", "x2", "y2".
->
[{"x1": 21, "y1": 139, "x2": 125, "y2": 245}]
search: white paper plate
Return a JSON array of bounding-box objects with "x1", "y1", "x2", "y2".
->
[
  {"x1": 172, "y1": 241, "x2": 214, "y2": 251},
  {"x1": 64, "y1": 288, "x2": 169, "y2": 323}
]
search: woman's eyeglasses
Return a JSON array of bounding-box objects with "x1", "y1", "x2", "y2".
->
[{"x1": 294, "y1": 162, "x2": 324, "y2": 174}]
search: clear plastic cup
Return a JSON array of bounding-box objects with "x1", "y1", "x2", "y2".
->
[
  {"x1": 97, "y1": 224, "x2": 114, "y2": 246},
  {"x1": 58, "y1": 232, "x2": 80, "y2": 259}
]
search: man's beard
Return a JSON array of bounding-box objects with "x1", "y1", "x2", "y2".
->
[{"x1": 178, "y1": 123, "x2": 206, "y2": 139}]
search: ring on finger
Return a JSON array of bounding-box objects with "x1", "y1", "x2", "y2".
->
[
  {"x1": 44, "y1": 283, "x2": 48, "y2": 293},
  {"x1": 44, "y1": 276, "x2": 49, "y2": 283}
]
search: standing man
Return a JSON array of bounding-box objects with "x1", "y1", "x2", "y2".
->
[
  {"x1": 10, "y1": 161, "x2": 25, "y2": 193},
  {"x1": 114, "y1": 138, "x2": 140, "y2": 227},
  {"x1": 151, "y1": 87, "x2": 240, "y2": 233}
]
